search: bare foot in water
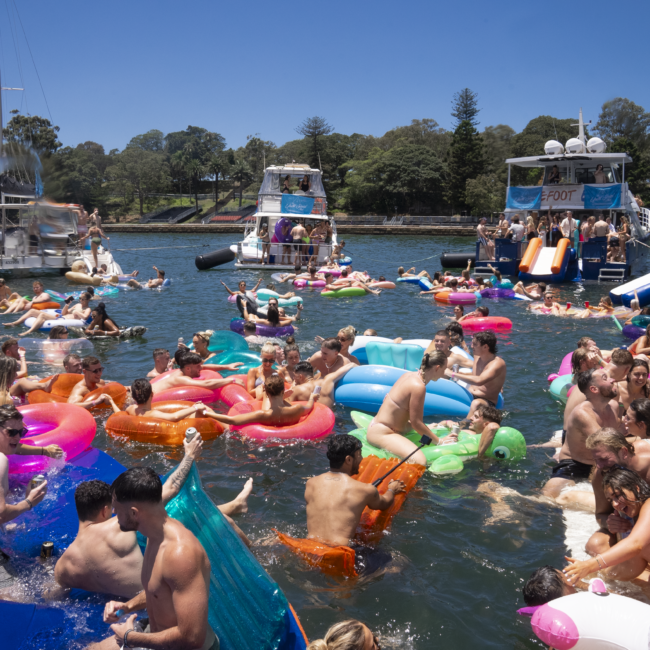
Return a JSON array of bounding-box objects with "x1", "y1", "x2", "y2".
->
[
  {"x1": 229, "y1": 478, "x2": 253, "y2": 514},
  {"x1": 3, "y1": 322, "x2": 16, "y2": 327}
]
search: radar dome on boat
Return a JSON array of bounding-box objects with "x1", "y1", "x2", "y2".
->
[
  {"x1": 544, "y1": 140, "x2": 564, "y2": 155},
  {"x1": 565, "y1": 138, "x2": 584, "y2": 154},
  {"x1": 587, "y1": 137, "x2": 607, "y2": 153}
]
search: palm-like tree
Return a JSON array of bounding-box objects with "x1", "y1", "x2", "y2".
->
[
  {"x1": 206, "y1": 154, "x2": 230, "y2": 208},
  {"x1": 231, "y1": 159, "x2": 253, "y2": 208}
]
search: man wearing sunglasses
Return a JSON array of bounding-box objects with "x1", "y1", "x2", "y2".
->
[
  {"x1": 68, "y1": 356, "x2": 116, "y2": 411},
  {"x1": 0, "y1": 404, "x2": 60, "y2": 527}
]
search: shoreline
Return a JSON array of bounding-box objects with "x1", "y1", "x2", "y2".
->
[{"x1": 102, "y1": 223, "x2": 477, "y2": 236}]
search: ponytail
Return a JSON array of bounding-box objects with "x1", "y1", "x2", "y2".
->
[{"x1": 421, "y1": 350, "x2": 446, "y2": 371}]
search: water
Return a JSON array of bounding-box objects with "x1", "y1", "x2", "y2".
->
[{"x1": 3, "y1": 232, "x2": 647, "y2": 649}]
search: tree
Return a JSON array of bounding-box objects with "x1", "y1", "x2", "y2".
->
[
  {"x1": 378, "y1": 119, "x2": 452, "y2": 159},
  {"x1": 596, "y1": 98, "x2": 650, "y2": 153},
  {"x1": 295, "y1": 116, "x2": 333, "y2": 168},
  {"x1": 451, "y1": 89, "x2": 480, "y2": 127},
  {"x1": 609, "y1": 137, "x2": 650, "y2": 204},
  {"x1": 128, "y1": 130, "x2": 165, "y2": 152},
  {"x1": 465, "y1": 174, "x2": 506, "y2": 216},
  {"x1": 482, "y1": 124, "x2": 515, "y2": 179},
  {"x1": 447, "y1": 121, "x2": 485, "y2": 211},
  {"x1": 230, "y1": 159, "x2": 253, "y2": 207},
  {"x1": 206, "y1": 153, "x2": 230, "y2": 206},
  {"x1": 2, "y1": 110, "x2": 61, "y2": 154}
]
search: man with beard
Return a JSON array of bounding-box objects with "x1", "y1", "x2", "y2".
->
[{"x1": 542, "y1": 369, "x2": 623, "y2": 498}]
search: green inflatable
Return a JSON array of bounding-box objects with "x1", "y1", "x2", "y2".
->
[
  {"x1": 321, "y1": 287, "x2": 366, "y2": 297},
  {"x1": 348, "y1": 411, "x2": 526, "y2": 477}
]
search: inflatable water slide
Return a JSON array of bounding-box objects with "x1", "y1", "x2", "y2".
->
[{"x1": 518, "y1": 237, "x2": 579, "y2": 283}]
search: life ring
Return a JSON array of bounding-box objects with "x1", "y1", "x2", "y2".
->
[
  {"x1": 624, "y1": 324, "x2": 645, "y2": 341},
  {"x1": 24, "y1": 310, "x2": 91, "y2": 331},
  {"x1": 461, "y1": 317, "x2": 512, "y2": 332},
  {"x1": 105, "y1": 400, "x2": 224, "y2": 445},
  {"x1": 339, "y1": 256, "x2": 352, "y2": 265},
  {"x1": 31, "y1": 302, "x2": 62, "y2": 311},
  {"x1": 368, "y1": 281, "x2": 396, "y2": 289},
  {"x1": 435, "y1": 291, "x2": 481, "y2": 305},
  {"x1": 229, "y1": 318, "x2": 294, "y2": 338},
  {"x1": 65, "y1": 271, "x2": 102, "y2": 286},
  {"x1": 321, "y1": 287, "x2": 366, "y2": 298},
  {"x1": 19, "y1": 338, "x2": 93, "y2": 364},
  {"x1": 8, "y1": 402, "x2": 96, "y2": 474},
  {"x1": 151, "y1": 369, "x2": 229, "y2": 404},
  {"x1": 27, "y1": 373, "x2": 128, "y2": 410},
  {"x1": 227, "y1": 399, "x2": 335, "y2": 440},
  {"x1": 293, "y1": 278, "x2": 325, "y2": 287},
  {"x1": 549, "y1": 374, "x2": 573, "y2": 404},
  {"x1": 396, "y1": 276, "x2": 421, "y2": 284},
  {"x1": 632, "y1": 315, "x2": 650, "y2": 327},
  {"x1": 318, "y1": 267, "x2": 342, "y2": 276}
]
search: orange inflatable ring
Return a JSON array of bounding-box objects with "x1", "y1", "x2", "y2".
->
[
  {"x1": 227, "y1": 399, "x2": 335, "y2": 441},
  {"x1": 276, "y1": 455, "x2": 425, "y2": 576},
  {"x1": 105, "y1": 400, "x2": 224, "y2": 445},
  {"x1": 27, "y1": 373, "x2": 128, "y2": 410},
  {"x1": 32, "y1": 302, "x2": 63, "y2": 311}
]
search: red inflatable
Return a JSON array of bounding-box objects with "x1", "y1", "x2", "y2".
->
[{"x1": 461, "y1": 316, "x2": 512, "y2": 332}]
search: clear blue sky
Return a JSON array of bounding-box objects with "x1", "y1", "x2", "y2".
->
[{"x1": 1, "y1": 0, "x2": 649, "y2": 153}]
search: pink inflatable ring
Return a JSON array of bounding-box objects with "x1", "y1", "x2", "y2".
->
[
  {"x1": 293, "y1": 278, "x2": 326, "y2": 288},
  {"x1": 227, "y1": 399, "x2": 335, "y2": 441},
  {"x1": 434, "y1": 291, "x2": 480, "y2": 305},
  {"x1": 9, "y1": 403, "x2": 96, "y2": 474},
  {"x1": 461, "y1": 316, "x2": 512, "y2": 332},
  {"x1": 151, "y1": 369, "x2": 241, "y2": 404}
]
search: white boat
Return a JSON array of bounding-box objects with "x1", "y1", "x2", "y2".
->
[{"x1": 229, "y1": 163, "x2": 338, "y2": 269}]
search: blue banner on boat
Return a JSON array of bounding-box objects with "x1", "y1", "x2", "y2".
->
[
  {"x1": 506, "y1": 186, "x2": 542, "y2": 210},
  {"x1": 584, "y1": 184, "x2": 622, "y2": 210},
  {"x1": 281, "y1": 194, "x2": 315, "y2": 215}
]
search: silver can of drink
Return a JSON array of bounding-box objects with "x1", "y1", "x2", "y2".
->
[
  {"x1": 452, "y1": 364, "x2": 460, "y2": 374},
  {"x1": 29, "y1": 474, "x2": 46, "y2": 492},
  {"x1": 40, "y1": 541, "x2": 54, "y2": 559},
  {"x1": 185, "y1": 427, "x2": 198, "y2": 443},
  {"x1": 451, "y1": 424, "x2": 461, "y2": 436}
]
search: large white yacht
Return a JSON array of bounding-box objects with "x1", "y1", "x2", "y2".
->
[{"x1": 229, "y1": 163, "x2": 337, "y2": 269}]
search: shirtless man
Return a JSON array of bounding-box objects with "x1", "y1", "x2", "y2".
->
[
  {"x1": 594, "y1": 216, "x2": 609, "y2": 237},
  {"x1": 288, "y1": 361, "x2": 354, "y2": 409},
  {"x1": 542, "y1": 369, "x2": 623, "y2": 498},
  {"x1": 0, "y1": 278, "x2": 15, "y2": 303},
  {"x1": 2, "y1": 338, "x2": 28, "y2": 378},
  {"x1": 424, "y1": 330, "x2": 473, "y2": 370},
  {"x1": 202, "y1": 374, "x2": 320, "y2": 428},
  {"x1": 89, "y1": 466, "x2": 219, "y2": 650},
  {"x1": 68, "y1": 356, "x2": 116, "y2": 410},
  {"x1": 309, "y1": 337, "x2": 352, "y2": 378},
  {"x1": 439, "y1": 404, "x2": 503, "y2": 458},
  {"x1": 477, "y1": 218, "x2": 495, "y2": 259},
  {"x1": 53, "y1": 435, "x2": 252, "y2": 601},
  {"x1": 147, "y1": 348, "x2": 171, "y2": 378},
  {"x1": 445, "y1": 331, "x2": 506, "y2": 418},
  {"x1": 513, "y1": 281, "x2": 546, "y2": 300},
  {"x1": 304, "y1": 434, "x2": 405, "y2": 574},
  {"x1": 126, "y1": 265, "x2": 166, "y2": 290},
  {"x1": 63, "y1": 353, "x2": 83, "y2": 374},
  {"x1": 290, "y1": 220, "x2": 307, "y2": 266},
  {"x1": 323, "y1": 273, "x2": 381, "y2": 295},
  {"x1": 3, "y1": 280, "x2": 51, "y2": 314},
  {"x1": 152, "y1": 352, "x2": 241, "y2": 396}
]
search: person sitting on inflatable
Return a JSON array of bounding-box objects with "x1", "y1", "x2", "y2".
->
[
  {"x1": 289, "y1": 361, "x2": 354, "y2": 409},
  {"x1": 439, "y1": 405, "x2": 503, "y2": 458},
  {"x1": 242, "y1": 302, "x2": 296, "y2": 330},
  {"x1": 2, "y1": 338, "x2": 28, "y2": 379},
  {"x1": 2, "y1": 280, "x2": 51, "y2": 315},
  {"x1": 314, "y1": 326, "x2": 361, "y2": 366},
  {"x1": 528, "y1": 292, "x2": 566, "y2": 316},
  {"x1": 446, "y1": 322, "x2": 471, "y2": 354},
  {"x1": 424, "y1": 330, "x2": 473, "y2": 370},
  {"x1": 221, "y1": 278, "x2": 264, "y2": 315},
  {"x1": 0, "y1": 404, "x2": 61, "y2": 529},
  {"x1": 0, "y1": 357, "x2": 59, "y2": 406},
  {"x1": 513, "y1": 280, "x2": 546, "y2": 300},
  {"x1": 304, "y1": 434, "x2": 405, "y2": 575},
  {"x1": 323, "y1": 273, "x2": 381, "y2": 296},
  {"x1": 147, "y1": 348, "x2": 171, "y2": 378},
  {"x1": 177, "y1": 330, "x2": 243, "y2": 372},
  {"x1": 0, "y1": 278, "x2": 22, "y2": 309},
  {"x1": 397, "y1": 266, "x2": 431, "y2": 279},
  {"x1": 564, "y1": 466, "x2": 650, "y2": 587},
  {"x1": 84, "y1": 302, "x2": 120, "y2": 338},
  {"x1": 153, "y1": 352, "x2": 242, "y2": 398},
  {"x1": 367, "y1": 351, "x2": 458, "y2": 465},
  {"x1": 4, "y1": 292, "x2": 93, "y2": 337},
  {"x1": 202, "y1": 374, "x2": 320, "y2": 429},
  {"x1": 51, "y1": 434, "x2": 252, "y2": 600},
  {"x1": 458, "y1": 305, "x2": 489, "y2": 323},
  {"x1": 126, "y1": 265, "x2": 166, "y2": 289},
  {"x1": 309, "y1": 337, "x2": 354, "y2": 379},
  {"x1": 278, "y1": 344, "x2": 301, "y2": 383},
  {"x1": 67, "y1": 356, "x2": 119, "y2": 411},
  {"x1": 247, "y1": 343, "x2": 281, "y2": 397},
  {"x1": 63, "y1": 353, "x2": 83, "y2": 374}
]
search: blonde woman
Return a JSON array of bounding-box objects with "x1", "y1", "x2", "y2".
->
[
  {"x1": 246, "y1": 343, "x2": 278, "y2": 397},
  {"x1": 526, "y1": 215, "x2": 537, "y2": 241},
  {"x1": 307, "y1": 620, "x2": 380, "y2": 650},
  {"x1": 0, "y1": 356, "x2": 59, "y2": 406},
  {"x1": 338, "y1": 326, "x2": 360, "y2": 365}
]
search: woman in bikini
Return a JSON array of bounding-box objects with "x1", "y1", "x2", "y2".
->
[
  {"x1": 366, "y1": 351, "x2": 457, "y2": 466},
  {"x1": 623, "y1": 397, "x2": 650, "y2": 440},
  {"x1": 84, "y1": 302, "x2": 120, "y2": 337},
  {"x1": 79, "y1": 224, "x2": 110, "y2": 269},
  {"x1": 0, "y1": 356, "x2": 59, "y2": 406},
  {"x1": 246, "y1": 343, "x2": 278, "y2": 397},
  {"x1": 242, "y1": 303, "x2": 294, "y2": 328},
  {"x1": 619, "y1": 361, "x2": 650, "y2": 412}
]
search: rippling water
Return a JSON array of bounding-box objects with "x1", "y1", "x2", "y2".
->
[{"x1": 4, "y1": 232, "x2": 646, "y2": 649}]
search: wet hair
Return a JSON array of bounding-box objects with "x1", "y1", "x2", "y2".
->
[
  {"x1": 576, "y1": 369, "x2": 597, "y2": 395},
  {"x1": 522, "y1": 566, "x2": 565, "y2": 606},
  {"x1": 602, "y1": 466, "x2": 650, "y2": 504},
  {"x1": 435, "y1": 330, "x2": 450, "y2": 338},
  {"x1": 307, "y1": 620, "x2": 369, "y2": 650},
  {"x1": 420, "y1": 351, "x2": 446, "y2": 371},
  {"x1": 446, "y1": 322, "x2": 464, "y2": 339},
  {"x1": 611, "y1": 348, "x2": 634, "y2": 368},
  {"x1": 0, "y1": 403, "x2": 22, "y2": 427},
  {"x1": 179, "y1": 352, "x2": 202, "y2": 368},
  {"x1": 629, "y1": 398, "x2": 650, "y2": 433},
  {"x1": 341, "y1": 268, "x2": 349, "y2": 278},
  {"x1": 327, "y1": 435, "x2": 362, "y2": 469},
  {"x1": 586, "y1": 427, "x2": 635, "y2": 455},
  {"x1": 261, "y1": 343, "x2": 276, "y2": 357},
  {"x1": 601, "y1": 296, "x2": 613, "y2": 307},
  {"x1": 112, "y1": 467, "x2": 162, "y2": 504},
  {"x1": 264, "y1": 374, "x2": 285, "y2": 396},
  {"x1": 174, "y1": 349, "x2": 189, "y2": 366},
  {"x1": 339, "y1": 326, "x2": 356, "y2": 344},
  {"x1": 476, "y1": 306, "x2": 489, "y2": 317},
  {"x1": 397, "y1": 267, "x2": 405, "y2": 275},
  {"x1": 454, "y1": 305, "x2": 465, "y2": 315},
  {"x1": 131, "y1": 378, "x2": 153, "y2": 405},
  {"x1": 571, "y1": 348, "x2": 591, "y2": 374},
  {"x1": 156, "y1": 268, "x2": 165, "y2": 278},
  {"x1": 285, "y1": 336, "x2": 296, "y2": 345},
  {"x1": 92, "y1": 302, "x2": 118, "y2": 329},
  {"x1": 48, "y1": 325, "x2": 68, "y2": 339},
  {"x1": 82, "y1": 356, "x2": 100, "y2": 370},
  {"x1": 1, "y1": 338, "x2": 17, "y2": 354},
  {"x1": 284, "y1": 344, "x2": 300, "y2": 360},
  {"x1": 322, "y1": 337, "x2": 342, "y2": 353},
  {"x1": 266, "y1": 305, "x2": 281, "y2": 327},
  {"x1": 153, "y1": 348, "x2": 168, "y2": 360},
  {"x1": 193, "y1": 330, "x2": 214, "y2": 345},
  {"x1": 243, "y1": 321, "x2": 257, "y2": 334},
  {"x1": 473, "y1": 331, "x2": 497, "y2": 354},
  {"x1": 75, "y1": 480, "x2": 112, "y2": 521},
  {"x1": 63, "y1": 353, "x2": 81, "y2": 370},
  {"x1": 294, "y1": 361, "x2": 314, "y2": 377},
  {"x1": 627, "y1": 360, "x2": 650, "y2": 398},
  {"x1": 577, "y1": 336, "x2": 596, "y2": 349},
  {"x1": 476, "y1": 405, "x2": 502, "y2": 424},
  {"x1": 86, "y1": 286, "x2": 95, "y2": 296}
]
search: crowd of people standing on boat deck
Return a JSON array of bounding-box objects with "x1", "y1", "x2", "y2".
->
[{"x1": 477, "y1": 209, "x2": 631, "y2": 261}]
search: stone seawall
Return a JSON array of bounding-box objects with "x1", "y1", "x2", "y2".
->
[{"x1": 102, "y1": 224, "x2": 476, "y2": 236}]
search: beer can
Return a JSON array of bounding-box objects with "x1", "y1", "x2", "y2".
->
[
  {"x1": 185, "y1": 427, "x2": 198, "y2": 443},
  {"x1": 40, "y1": 542, "x2": 53, "y2": 559}
]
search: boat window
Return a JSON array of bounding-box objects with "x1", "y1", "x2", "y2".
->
[
  {"x1": 543, "y1": 166, "x2": 569, "y2": 184},
  {"x1": 574, "y1": 166, "x2": 615, "y2": 185},
  {"x1": 259, "y1": 169, "x2": 326, "y2": 198}
]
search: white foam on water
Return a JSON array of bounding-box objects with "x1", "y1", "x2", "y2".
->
[{"x1": 561, "y1": 482, "x2": 595, "y2": 560}]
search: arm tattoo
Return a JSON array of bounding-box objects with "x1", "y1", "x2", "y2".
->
[{"x1": 171, "y1": 456, "x2": 193, "y2": 489}]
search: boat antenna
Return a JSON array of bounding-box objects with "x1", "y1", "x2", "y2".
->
[
  {"x1": 317, "y1": 152, "x2": 322, "y2": 172},
  {"x1": 0, "y1": 71, "x2": 25, "y2": 161}
]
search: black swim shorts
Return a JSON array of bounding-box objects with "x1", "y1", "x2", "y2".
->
[
  {"x1": 551, "y1": 458, "x2": 593, "y2": 480},
  {"x1": 353, "y1": 545, "x2": 393, "y2": 576}
]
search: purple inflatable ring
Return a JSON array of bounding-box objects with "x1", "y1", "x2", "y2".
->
[
  {"x1": 480, "y1": 288, "x2": 515, "y2": 299},
  {"x1": 623, "y1": 324, "x2": 645, "y2": 341},
  {"x1": 274, "y1": 217, "x2": 294, "y2": 243},
  {"x1": 230, "y1": 318, "x2": 294, "y2": 338}
]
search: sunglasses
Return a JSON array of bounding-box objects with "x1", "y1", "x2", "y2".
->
[
  {"x1": 87, "y1": 367, "x2": 105, "y2": 373},
  {"x1": 261, "y1": 358, "x2": 274, "y2": 364},
  {"x1": 3, "y1": 426, "x2": 26, "y2": 438}
]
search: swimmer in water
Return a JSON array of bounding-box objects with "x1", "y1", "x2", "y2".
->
[
  {"x1": 63, "y1": 353, "x2": 83, "y2": 374},
  {"x1": 367, "y1": 351, "x2": 457, "y2": 465},
  {"x1": 177, "y1": 330, "x2": 243, "y2": 372},
  {"x1": 84, "y1": 302, "x2": 120, "y2": 337},
  {"x1": 1, "y1": 339, "x2": 28, "y2": 378},
  {"x1": 247, "y1": 343, "x2": 278, "y2": 397},
  {"x1": 288, "y1": 361, "x2": 354, "y2": 409},
  {"x1": 126, "y1": 265, "x2": 166, "y2": 289},
  {"x1": 67, "y1": 356, "x2": 118, "y2": 411},
  {"x1": 278, "y1": 344, "x2": 301, "y2": 382},
  {"x1": 147, "y1": 348, "x2": 172, "y2": 378}
]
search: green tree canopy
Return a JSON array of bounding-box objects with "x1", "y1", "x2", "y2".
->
[
  {"x1": 595, "y1": 98, "x2": 650, "y2": 153},
  {"x1": 295, "y1": 116, "x2": 333, "y2": 168},
  {"x1": 447, "y1": 120, "x2": 485, "y2": 211},
  {"x1": 609, "y1": 137, "x2": 650, "y2": 203},
  {"x1": 452, "y1": 89, "x2": 480, "y2": 127},
  {"x1": 3, "y1": 111, "x2": 61, "y2": 154},
  {"x1": 378, "y1": 119, "x2": 451, "y2": 159},
  {"x1": 465, "y1": 174, "x2": 506, "y2": 216},
  {"x1": 482, "y1": 124, "x2": 515, "y2": 180},
  {"x1": 128, "y1": 130, "x2": 165, "y2": 152}
]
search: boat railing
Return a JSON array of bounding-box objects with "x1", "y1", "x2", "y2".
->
[
  {"x1": 235, "y1": 239, "x2": 334, "y2": 266},
  {"x1": 639, "y1": 208, "x2": 650, "y2": 234}
]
